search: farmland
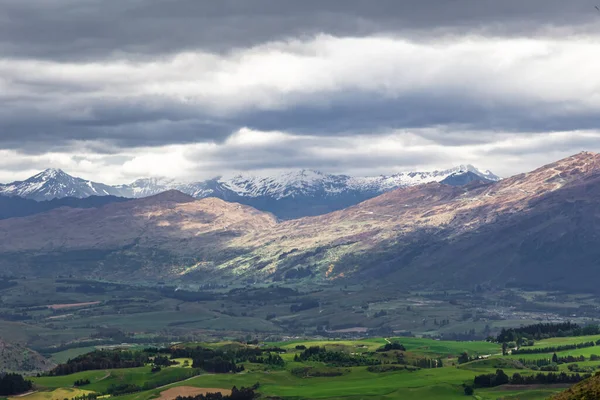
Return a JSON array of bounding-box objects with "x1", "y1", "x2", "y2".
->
[{"x1": 9, "y1": 332, "x2": 600, "y2": 400}]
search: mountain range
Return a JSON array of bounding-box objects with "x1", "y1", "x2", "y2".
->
[
  {"x1": 0, "y1": 152, "x2": 598, "y2": 293},
  {"x1": 0, "y1": 165, "x2": 499, "y2": 219}
]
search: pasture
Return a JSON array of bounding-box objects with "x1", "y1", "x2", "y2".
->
[{"x1": 24, "y1": 335, "x2": 595, "y2": 399}]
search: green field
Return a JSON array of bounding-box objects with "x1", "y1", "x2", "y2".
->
[{"x1": 21, "y1": 335, "x2": 594, "y2": 400}]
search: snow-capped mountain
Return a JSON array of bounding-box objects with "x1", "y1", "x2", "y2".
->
[
  {"x1": 0, "y1": 169, "x2": 122, "y2": 201},
  {"x1": 0, "y1": 165, "x2": 500, "y2": 218},
  {"x1": 114, "y1": 177, "x2": 182, "y2": 198}
]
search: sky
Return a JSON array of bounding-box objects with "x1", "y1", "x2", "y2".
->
[{"x1": 1, "y1": 0, "x2": 600, "y2": 184}]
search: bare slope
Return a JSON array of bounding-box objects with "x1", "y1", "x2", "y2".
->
[
  {"x1": 1, "y1": 152, "x2": 599, "y2": 291},
  {"x1": 0, "y1": 339, "x2": 54, "y2": 373}
]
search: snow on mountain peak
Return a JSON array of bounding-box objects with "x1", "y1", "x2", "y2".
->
[
  {"x1": 0, "y1": 164, "x2": 500, "y2": 204},
  {"x1": 0, "y1": 168, "x2": 119, "y2": 201},
  {"x1": 34, "y1": 168, "x2": 67, "y2": 180}
]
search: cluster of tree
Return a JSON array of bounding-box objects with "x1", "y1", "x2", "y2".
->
[
  {"x1": 174, "y1": 385, "x2": 257, "y2": 400},
  {"x1": 412, "y1": 358, "x2": 443, "y2": 369},
  {"x1": 107, "y1": 383, "x2": 143, "y2": 395},
  {"x1": 497, "y1": 322, "x2": 599, "y2": 343},
  {"x1": 568, "y1": 364, "x2": 596, "y2": 373},
  {"x1": 510, "y1": 371, "x2": 591, "y2": 385},
  {"x1": 473, "y1": 369, "x2": 510, "y2": 388},
  {"x1": 47, "y1": 350, "x2": 149, "y2": 376},
  {"x1": 73, "y1": 379, "x2": 91, "y2": 387},
  {"x1": 518, "y1": 358, "x2": 553, "y2": 368},
  {"x1": 518, "y1": 354, "x2": 590, "y2": 369},
  {"x1": 246, "y1": 353, "x2": 284, "y2": 367},
  {"x1": 553, "y1": 353, "x2": 586, "y2": 364},
  {"x1": 153, "y1": 355, "x2": 177, "y2": 367},
  {"x1": 0, "y1": 373, "x2": 33, "y2": 396},
  {"x1": 290, "y1": 300, "x2": 319, "y2": 313},
  {"x1": 512, "y1": 342, "x2": 595, "y2": 355},
  {"x1": 293, "y1": 346, "x2": 381, "y2": 367},
  {"x1": 171, "y1": 345, "x2": 281, "y2": 373},
  {"x1": 457, "y1": 352, "x2": 483, "y2": 364},
  {"x1": 170, "y1": 345, "x2": 262, "y2": 363},
  {"x1": 71, "y1": 394, "x2": 98, "y2": 400},
  {"x1": 376, "y1": 343, "x2": 406, "y2": 352},
  {"x1": 192, "y1": 356, "x2": 244, "y2": 373},
  {"x1": 473, "y1": 369, "x2": 590, "y2": 388}
]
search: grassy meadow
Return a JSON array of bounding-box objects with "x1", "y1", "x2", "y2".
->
[{"x1": 16, "y1": 334, "x2": 599, "y2": 400}]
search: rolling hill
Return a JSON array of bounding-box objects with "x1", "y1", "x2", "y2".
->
[{"x1": 0, "y1": 195, "x2": 130, "y2": 220}]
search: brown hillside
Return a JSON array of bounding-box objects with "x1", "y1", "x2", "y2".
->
[
  {"x1": 1, "y1": 152, "x2": 600, "y2": 290},
  {"x1": 553, "y1": 374, "x2": 600, "y2": 400}
]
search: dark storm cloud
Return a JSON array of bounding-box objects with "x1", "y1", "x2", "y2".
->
[
  {"x1": 235, "y1": 94, "x2": 600, "y2": 143},
  {"x1": 0, "y1": 96, "x2": 234, "y2": 151},
  {"x1": 1, "y1": 0, "x2": 600, "y2": 182},
  {"x1": 2, "y1": 0, "x2": 599, "y2": 60}
]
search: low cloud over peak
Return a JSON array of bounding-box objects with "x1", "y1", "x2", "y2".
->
[{"x1": 1, "y1": 0, "x2": 599, "y2": 183}]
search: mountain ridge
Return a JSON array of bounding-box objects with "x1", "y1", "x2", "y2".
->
[
  {"x1": 0, "y1": 165, "x2": 500, "y2": 219},
  {"x1": 0, "y1": 152, "x2": 597, "y2": 293}
]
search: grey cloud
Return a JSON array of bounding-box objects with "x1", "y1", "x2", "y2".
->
[
  {"x1": 1, "y1": 0, "x2": 600, "y2": 180},
  {"x1": 235, "y1": 93, "x2": 600, "y2": 143},
  {"x1": 2, "y1": 87, "x2": 600, "y2": 154},
  {"x1": 2, "y1": 0, "x2": 599, "y2": 61},
  {"x1": 0, "y1": 96, "x2": 235, "y2": 152}
]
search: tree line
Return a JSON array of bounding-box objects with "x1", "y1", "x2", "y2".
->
[
  {"x1": 175, "y1": 385, "x2": 257, "y2": 400},
  {"x1": 473, "y1": 369, "x2": 590, "y2": 388},
  {"x1": 512, "y1": 341, "x2": 596, "y2": 355},
  {"x1": 497, "y1": 322, "x2": 600, "y2": 343},
  {"x1": 46, "y1": 350, "x2": 148, "y2": 375}
]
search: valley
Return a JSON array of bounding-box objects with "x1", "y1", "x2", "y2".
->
[{"x1": 2, "y1": 152, "x2": 600, "y2": 399}]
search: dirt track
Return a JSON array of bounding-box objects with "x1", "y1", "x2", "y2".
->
[{"x1": 48, "y1": 301, "x2": 100, "y2": 310}]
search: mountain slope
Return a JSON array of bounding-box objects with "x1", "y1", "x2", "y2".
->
[
  {"x1": 0, "y1": 339, "x2": 54, "y2": 373},
  {"x1": 0, "y1": 195, "x2": 130, "y2": 220},
  {"x1": 0, "y1": 153, "x2": 595, "y2": 292},
  {"x1": 0, "y1": 190, "x2": 277, "y2": 280}
]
